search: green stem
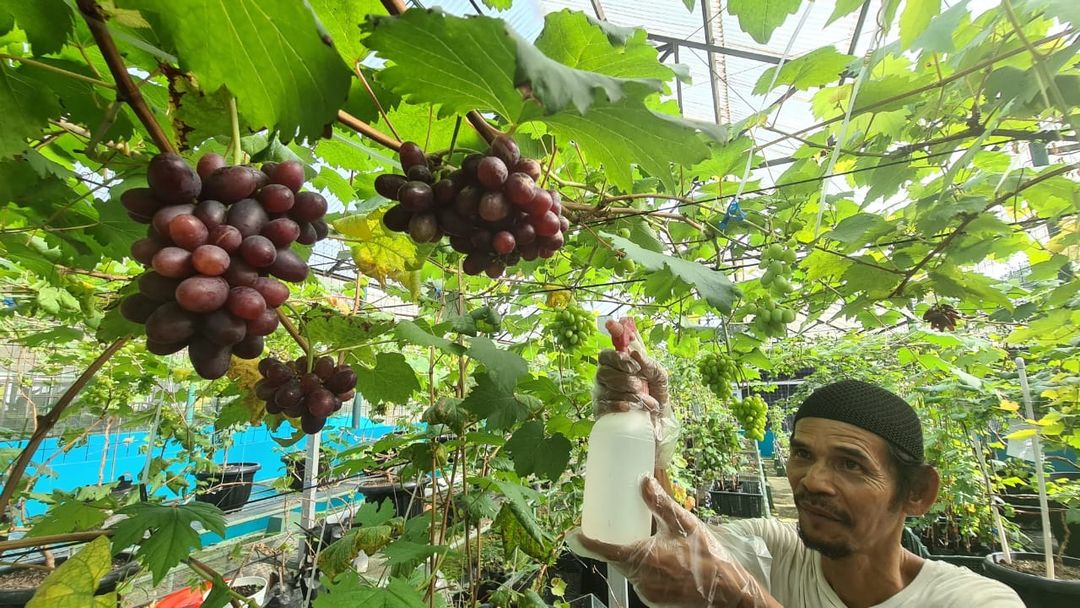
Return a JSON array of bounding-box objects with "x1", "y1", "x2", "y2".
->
[
  {"x1": 0, "y1": 54, "x2": 116, "y2": 89},
  {"x1": 228, "y1": 96, "x2": 242, "y2": 166}
]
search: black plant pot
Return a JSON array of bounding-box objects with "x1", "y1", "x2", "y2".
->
[
  {"x1": 195, "y1": 462, "x2": 261, "y2": 513},
  {"x1": 357, "y1": 478, "x2": 425, "y2": 519},
  {"x1": 930, "y1": 554, "x2": 985, "y2": 572},
  {"x1": 983, "y1": 552, "x2": 1080, "y2": 607},
  {"x1": 708, "y1": 479, "x2": 765, "y2": 518},
  {"x1": 0, "y1": 553, "x2": 139, "y2": 607},
  {"x1": 282, "y1": 454, "x2": 331, "y2": 492}
]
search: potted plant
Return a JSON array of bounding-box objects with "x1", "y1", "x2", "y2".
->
[
  {"x1": 202, "y1": 575, "x2": 269, "y2": 606},
  {"x1": 0, "y1": 550, "x2": 139, "y2": 607},
  {"x1": 194, "y1": 461, "x2": 262, "y2": 513}
]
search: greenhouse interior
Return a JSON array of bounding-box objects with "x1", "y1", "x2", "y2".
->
[{"x1": 0, "y1": 0, "x2": 1077, "y2": 606}]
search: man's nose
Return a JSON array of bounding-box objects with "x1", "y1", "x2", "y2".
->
[{"x1": 799, "y1": 460, "x2": 838, "y2": 496}]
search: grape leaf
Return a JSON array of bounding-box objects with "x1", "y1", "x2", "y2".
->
[
  {"x1": 727, "y1": 0, "x2": 802, "y2": 44},
  {"x1": 307, "y1": 0, "x2": 385, "y2": 65},
  {"x1": 827, "y1": 0, "x2": 867, "y2": 26},
  {"x1": 481, "y1": 0, "x2": 513, "y2": 9},
  {"x1": 381, "y1": 539, "x2": 446, "y2": 571},
  {"x1": 928, "y1": 269, "x2": 1013, "y2": 311},
  {"x1": 495, "y1": 503, "x2": 549, "y2": 560},
  {"x1": 504, "y1": 421, "x2": 572, "y2": 481},
  {"x1": 466, "y1": 336, "x2": 527, "y2": 392},
  {"x1": 899, "y1": 0, "x2": 940, "y2": 49},
  {"x1": 826, "y1": 213, "x2": 893, "y2": 249},
  {"x1": 911, "y1": 0, "x2": 969, "y2": 53},
  {"x1": 26, "y1": 500, "x2": 107, "y2": 538},
  {"x1": 0, "y1": 0, "x2": 74, "y2": 56},
  {"x1": 461, "y1": 374, "x2": 528, "y2": 430},
  {"x1": 0, "y1": 65, "x2": 60, "y2": 159},
  {"x1": 123, "y1": 0, "x2": 351, "y2": 140},
  {"x1": 534, "y1": 10, "x2": 678, "y2": 82},
  {"x1": 314, "y1": 574, "x2": 426, "y2": 608},
  {"x1": 606, "y1": 234, "x2": 740, "y2": 314},
  {"x1": 394, "y1": 320, "x2": 465, "y2": 356},
  {"x1": 109, "y1": 502, "x2": 226, "y2": 584},
  {"x1": 334, "y1": 209, "x2": 430, "y2": 291},
  {"x1": 26, "y1": 536, "x2": 115, "y2": 608},
  {"x1": 355, "y1": 352, "x2": 420, "y2": 406},
  {"x1": 318, "y1": 521, "x2": 401, "y2": 580},
  {"x1": 753, "y1": 47, "x2": 854, "y2": 95}
]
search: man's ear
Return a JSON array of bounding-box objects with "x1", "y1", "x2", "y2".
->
[{"x1": 905, "y1": 466, "x2": 940, "y2": 517}]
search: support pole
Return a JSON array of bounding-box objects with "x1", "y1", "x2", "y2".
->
[
  {"x1": 300, "y1": 433, "x2": 321, "y2": 530},
  {"x1": 699, "y1": 0, "x2": 725, "y2": 125},
  {"x1": 608, "y1": 568, "x2": 630, "y2": 608},
  {"x1": 1016, "y1": 357, "x2": 1054, "y2": 579}
]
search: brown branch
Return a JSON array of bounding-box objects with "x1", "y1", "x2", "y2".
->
[
  {"x1": 380, "y1": 0, "x2": 408, "y2": 13},
  {"x1": 336, "y1": 110, "x2": 402, "y2": 152},
  {"x1": 275, "y1": 309, "x2": 310, "y2": 355},
  {"x1": 0, "y1": 338, "x2": 129, "y2": 517},
  {"x1": 76, "y1": 0, "x2": 175, "y2": 154},
  {"x1": 0, "y1": 530, "x2": 113, "y2": 552},
  {"x1": 888, "y1": 162, "x2": 1077, "y2": 297}
]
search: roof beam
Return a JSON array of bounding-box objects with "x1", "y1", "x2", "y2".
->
[{"x1": 648, "y1": 33, "x2": 782, "y2": 65}]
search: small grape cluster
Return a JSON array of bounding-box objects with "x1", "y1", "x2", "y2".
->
[
  {"x1": 255, "y1": 356, "x2": 357, "y2": 434},
  {"x1": 118, "y1": 153, "x2": 328, "y2": 379},
  {"x1": 378, "y1": 136, "x2": 569, "y2": 278},
  {"x1": 732, "y1": 394, "x2": 768, "y2": 442},
  {"x1": 922, "y1": 303, "x2": 961, "y2": 331},
  {"x1": 548, "y1": 305, "x2": 595, "y2": 349},
  {"x1": 750, "y1": 296, "x2": 796, "y2": 338},
  {"x1": 759, "y1": 240, "x2": 797, "y2": 296},
  {"x1": 697, "y1": 352, "x2": 738, "y2": 400}
]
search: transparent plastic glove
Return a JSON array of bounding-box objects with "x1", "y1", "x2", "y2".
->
[
  {"x1": 570, "y1": 477, "x2": 773, "y2": 608},
  {"x1": 593, "y1": 318, "x2": 679, "y2": 468}
]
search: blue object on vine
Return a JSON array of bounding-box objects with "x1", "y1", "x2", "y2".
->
[{"x1": 717, "y1": 198, "x2": 747, "y2": 231}]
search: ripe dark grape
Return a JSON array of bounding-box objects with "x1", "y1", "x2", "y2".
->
[
  {"x1": 233, "y1": 334, "x2": 264, "y2": 359},
  {"x1": 299, "y1": 373, "x2": 322, "y2": 393},
  {"x1": 325, "y1": 368, "x2": 357, "y2": 393},
  {"x1": 383, "y1": 205, "x2": 412, "y2": 232},
  {"x1": 470, "y1": 229, "x2": 493, "y2": 253},
  {"x1": 253, "y1": 277, "x2": 289, "y2": 307},
  {"x1": 491, "y1": 135, "x2": 520, "y2": 166},
  {"x1": 268, "y1": 248, "x2": 309, "y2": 283},
  {"x1": 121, "y1": 188, "x2": 162, "y2": 222},
  {"x1": 437, "y1": 208, "x2": 471, "y2": 237},
  {"x1": 305, "y1": 389, "x2": 337, "y2": 417},
  {"x1": 257, "y1": 184, "x2": 295, "y2": 213},
  {"x1": 146, "y1": 340, "x2": 186, "y2": 356},
  {"x1": 408, "y1": 213, "x2": 439, "y2": 243},
  {"x1": 534, "y1": 211, "x2": 561, "y2": 237},
  {"x1": 145, "y1": 302, "x2": 196, "y2": 343},
  {"x1": 131, "y1": 238, "x2": 164, "y2": 266},
  {"x1": 524, "y1": 190, "x2": 551, "y2": 217},
  {"x1": 295, "y1": 222, "x2": 317, "y2": 245},
  {"x1": 196, "y1": 153, "x2": 226, "y2": 179},
  {"x1": 433, "y1": 179, "x2": 458, "y2": 206},
  {"x1": 223, "y1": 259, "x2": 259, "y2": 287},
  {"x1": 120, "y1": 294, "x2": 159, "y2": 324},
  {"x1": 301, "y1": 414, "x2": 326, "y2": 434},
  {"x1": 201, "y1": 310, "x2": 247, "y2": 346},
  {"x1": 337, "y1": 389, "x2": 355, "y2": 402},
  {"x1": 151, "y1": 247, "x2": 194, "y2": 279},
  {"x1": 240, "y1": 235, "x2": 278, "y2": 268},
  {"x1": 227, "y1": 286, "x2": 267, "y2": 320},
  {"x1": 262, "y1": 360, "x2": 293, "y2": 387},
  {"x1": 478, "y1": 191, "x2": 510, "y2": 222},
  {"x1": 485, "y1": 261, "x2": 505, "y2": 279},
  {"x1": 168, "y1": 214, "x2": 209, "y2": 251},
  {"x1": 449, "y1": 235, "x2": 471, "y2": 253},
  {"x1": 513, "y1": 158, "x2": 542, "y2": 181},
  {"x1": 254, "y1": 379, "x2": 277, "y2": 401},
  {"x1": 504, "y1": 173, "x2": 536, "y2": 207},
  {"x1": 311, "y1": 219, "x2": 329, "y2": 241},
  {"x1": 269, "y1": 160, "x2": 305, "y2": 193},
  {"x1": 559, "y1": 215, "x2": 570, "y2": 233},
  {"x1": 477, "y1": 156, "x2": 508, "y2": 189},
  {"x1": 138, "y1": 272, "x2": 181, "y2": 302},
  {"x1": 148, "y1": 153, "x2": 201, "y2": 205},
  {"x1": 375, "y1": 174, "x2": 407, "y2": 199},
  {"x1": 492, "y1": 231, "x2": 515, "y2": 255},
  {"x1": 226, "y1": 198, "x2": 269, "y2": 237},
  {"x1": 246, "y1": 308, "x2": 280, "y2": 336},
  {"x1": 208, "y1": 225, "x2": 243, "y2": 253},
  {"x1": 398, "y1": 181, "x2": 434, "y2": 212},
  {"x1": 175, "y1": 275, "x2": 230, "y2": 313},
  {"x1": 540, "y1": 231, "x2": 565, "y2": 250},
  {"x1": 275, "y1": 381, "x2": 304, "y2": 410},
  {"x1": 202, "y1": 165, "x2": 259, "y2": 203},
  {"x1": 313, "y1": 357, "x2": 335, "y2": 380},
  {"x1": 512, "y1": 222, "x2": 536, "y2": 246},
  {"x1": 453, "y1": 186, "x2": 481, "y2": 218},
  {"x1": 152, "y1": 204, "x2": 196, "y2": 236},
  {"x1": 188, "y1": 335, "x2": 231, "y2": 379},
  {"x1": 462, "y1": 254, "x2": 488, "y2": 276},
  {"x1": 193, "y1": 200, "x2": 227, "y2": 229},
  {"x1": 291, "y1": 192, "x2": 327, "y2": 222},
  {"x1": 538, "y1": 247, "x2": 557, "y2": 259},
  {"x1": 399, "y1": 141, "x2": 426, "y2": 171},
  {"x1": 191, "y1": 244, "x2": 230, "y2": 276},
  {"x1": 461, "y1": 154, "x2": 484, "y2": 180},
  {"x1": 406, "y1": 164, "x2": 432, "y2": 183},
  {"x1": 519, "y1": 243, "x2": 539, "y2": 261}
]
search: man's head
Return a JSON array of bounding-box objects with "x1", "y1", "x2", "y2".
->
[{"x1": 786, "y1": 380, "x2": 939, "y2": 559}]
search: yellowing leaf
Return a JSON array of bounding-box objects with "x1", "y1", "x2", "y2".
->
[
  {"x1": 545, "y1": 286, "x2": 571, "y2": 309},
  {"x1": 334, "y1": 209, "x2": 430, "y2": 289},
  {"x1": 998, "y1": 399, "x2": 1020, "y2": 412},
  {"x1": 1005, "y1": 428, "x2": 1036, "y2": 441},
  {"x1": 27, "y1": 536, "x2": 115, "y2": 608}
]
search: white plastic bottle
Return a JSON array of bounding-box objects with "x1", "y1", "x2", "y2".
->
[{"x1": 581, "y1": 409, "x2": 656, "y2": 545}]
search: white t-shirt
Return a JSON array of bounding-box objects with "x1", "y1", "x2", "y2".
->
[{"x1": 722, "y1": 518, "x2": 1023, "y2": 607}]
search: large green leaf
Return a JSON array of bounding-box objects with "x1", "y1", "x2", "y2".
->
[
  {"x1": 26, "y1": 536, "x2": 115, "y2": 608},
  {"x1": 827, "y1": 0, "x2": 868, "y2": 26},
  {"x1": 504, "y1": 421, "x2": 572, "y2": 481},
  {"x1": 307, "y1": 0, "x2": 384, "y2": 65},
  {"x1": 466, "y1": 336, "x2": 528, "y2": 393},
  {"x1": 753, "y1": 47, "x2": 854, "y2": 95},
  {"x1": 461, "y1": 374, "x2": 528, "y2": 430},
  {"x1": 899, "y1": 0, "x2": 941, "y2": 49},
  {"x1": 0, "y1": 0, "x2": 74, "y2": 56},
  {"x1": 355, "y1": 352, "x2": 420, "y2": 406},
  {"x1": 606, "y1": 234, "x2": 740, "y2": 313},
  {"x1": 26, "y1": 500, "x2": 107, "y2": 538},
  {"x1": 534, "y1": 10, "x2": 677, "y2": 82},
  {"x1": 314, "y1": 574, "x2": 426, "y2": 608},
  {"x1": 0, "y1": 65, "x2": 60, "y2": 159},
  {"x1": 727, "y1": 0, "x2": 802, "y2": 44},
  {"x1": 826, "y1": 213, "x2": 893, "y2": 249},
  {"x1": 110, "y1": 502, "x2": 225, "y2": 584},
  {"x1": 394, "y1": 320, "x2": 465, "y2": 356},
  {"x1": 123, "y1": 0, "x2": 351, "y2": 140}
]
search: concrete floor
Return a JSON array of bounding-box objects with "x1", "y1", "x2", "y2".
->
[{"x1": 765, "y1": 465, "x2": 798, "y2": 521}]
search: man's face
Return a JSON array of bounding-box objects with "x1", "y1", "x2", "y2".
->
[{"x1": 785, "y1": 418, "x2": 908, "y2": 559}]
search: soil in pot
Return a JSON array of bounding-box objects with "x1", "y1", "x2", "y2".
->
[
  {"x1": 0, "y1": 556, "x2": 137, "y2": 605},
  {"x1": 984, "y1": 552, "x2": 1080, "y2": 608},
  {"x1": 1002, "y1": 559, "x2": 1080, "y2": 581},
  {"x1": 233, "y1": 584, "x2": 261, "y2": 597}
]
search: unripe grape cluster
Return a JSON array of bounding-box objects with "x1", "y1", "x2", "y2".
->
[
  {"x1": 118, "y1": 153, "x2": 327, "y2": 379},
  {"x1": 697, "y1": 352, "x2": 738, "y2": 400},
  {"x1": 732, "y1": 394, "x2": 768, "y2": 441},
  {"x1": 255, "y1": 356, "x2": 357, "y2": 434},
  {"x1": 378, "y1": 136, "x2": 569, "y2": 278},
  {"x1": 547, "y1": 305, "x2": 595, "y2": 349},
  {"x1": 751, "y1": 295, "x2": 796, "y2": 338},
  {"x1": 759, "y1": 240, "x2": 797, "y2": 296}
]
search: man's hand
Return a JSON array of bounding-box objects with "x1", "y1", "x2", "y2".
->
[{"x1": 577, "y1": 478, "x2": 777, "y2": 608}]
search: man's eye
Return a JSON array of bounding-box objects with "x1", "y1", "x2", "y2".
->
[{"x1": 842, "y1": 459, "x2": 862, "y2": 472}]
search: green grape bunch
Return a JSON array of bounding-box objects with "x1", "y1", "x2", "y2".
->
[
  {"x1": 547, "y1": 304, "x2": 595, "y2": 349},
  {"x1": 759, "y1": 240, "x2": 798, "y2": 297},
  {"x1": 697, "y1": 351, "x2": 738, "y2": 400},
  {"x1": 751, "y1": 295, "x2": 795, "y2": 338},
  {"x1": 732, "y1": 394, "x2": 768, "y2": 442}
]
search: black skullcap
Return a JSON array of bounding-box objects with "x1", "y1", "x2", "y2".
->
[{"x1": 794, "y1": 380, "x2": 923, "y2": 461}]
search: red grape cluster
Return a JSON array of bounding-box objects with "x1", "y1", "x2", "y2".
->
[
  {"x1": 255, "y1": 356, "x2": 357, "y2": 434},
  {"x1": 118, "y1": 153, "x2": 329, "y2": 380},
  {"x1": 378, "y1": 136, "x2": 569, "y2": 278}
]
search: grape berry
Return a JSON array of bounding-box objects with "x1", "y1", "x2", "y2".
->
[
  {"x1": 379, "y1": 137, "x2": 568, "y2": 278},
  {"x1": 256, "y1": 356, "x2": 357, "y2": 434},
  {"x1": 547, "y1": 305, "x2": 594, "y2": 349},
  {"x1": 119, "y1": 153, "x2": 329, "y2": 380},
  {"x1": 697, "y1": 352, "x2": 738, "y2": 401}
]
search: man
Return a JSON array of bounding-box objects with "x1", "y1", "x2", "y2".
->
[{"x1": 579, "y1": 349, "x2": 1022, "y2": 607}]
